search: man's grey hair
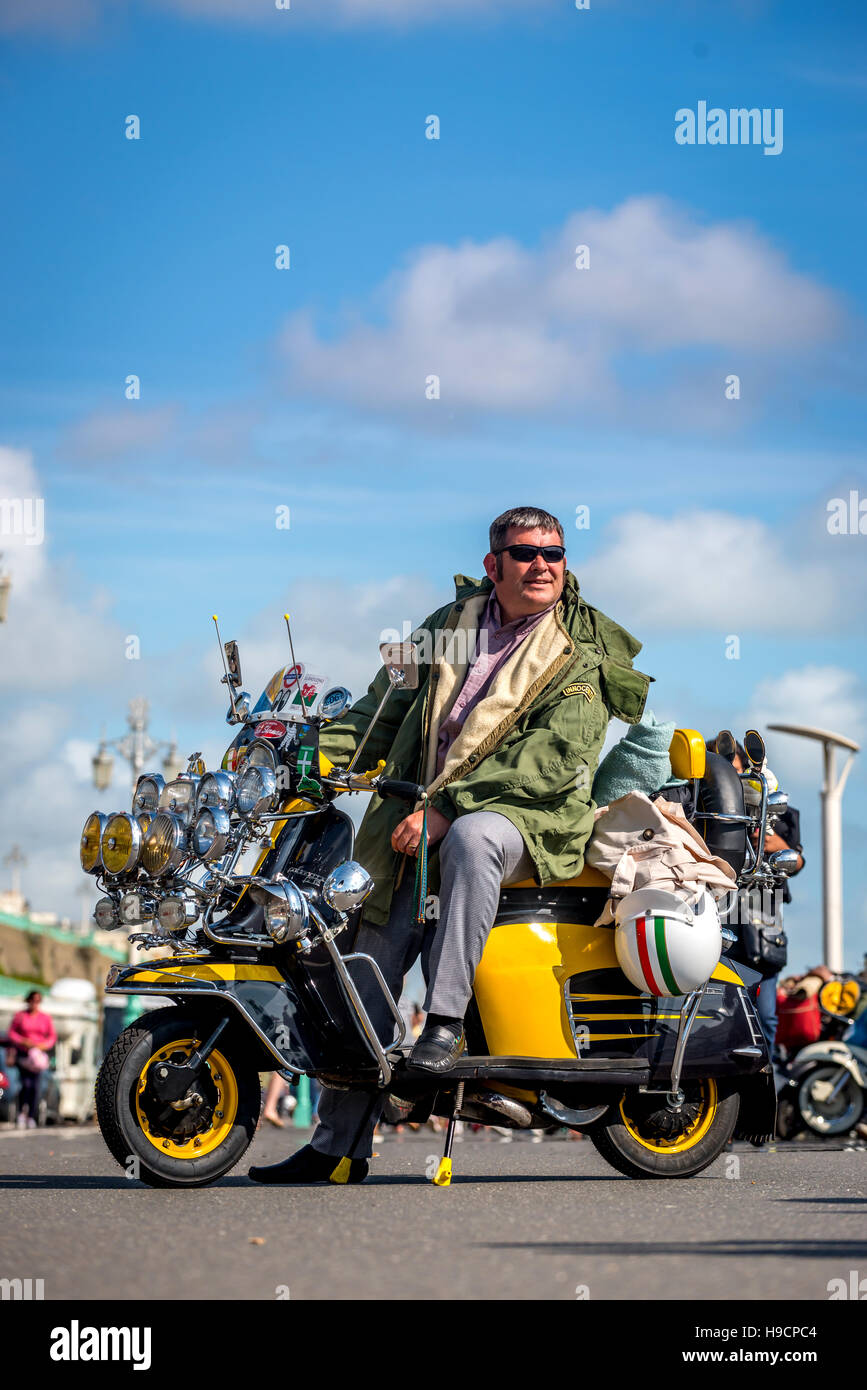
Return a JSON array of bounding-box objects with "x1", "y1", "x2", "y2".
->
[{"x1": 489, "y1": 507, "x2": 565, "y2": 553}]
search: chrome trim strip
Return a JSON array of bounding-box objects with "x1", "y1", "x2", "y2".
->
[
  {"x1": 309, "y1": 904, "x2": 403, "y2": 1085},
  {"x1": 737, "y1": 986, "x2": 766, "y2": 1050},
  {"x1": 105, "y1": 975, "x2": 302, "y2": 1074},
  {"x1": 342, "y1": 951, "x2": 407, "y2": 1055},
  {"x1": 668, "y1": 986, "x2": 705, "y2": 1101}
]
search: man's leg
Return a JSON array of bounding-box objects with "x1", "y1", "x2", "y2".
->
[
  {"x1": 311, "y1": 871, "x2": 423, "y2": 1161},
  {"x1": 756, "y1": 972, "x2": 780, "y2": 1059},
  {"x1": 422, "y1": 811, "x2": 533, "y2": 1021}
]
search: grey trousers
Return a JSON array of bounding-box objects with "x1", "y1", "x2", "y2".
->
[{"x1": 312, "y1": 811, "x2": 532, "y2": 1159}]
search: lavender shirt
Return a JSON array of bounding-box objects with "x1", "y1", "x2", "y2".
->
[{"x1": 435, "y1": 591, "x2": 557, "y2": 777}]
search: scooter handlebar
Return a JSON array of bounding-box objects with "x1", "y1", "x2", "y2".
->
[{"x1": 376, "y1": 777, "x2": 427, "y2": 804}]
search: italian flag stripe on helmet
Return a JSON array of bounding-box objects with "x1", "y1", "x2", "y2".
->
[
  {"x1": 635, "y1": 916, "x2": 664, "y2": 994},
  {"x1": 653, "y1": 916, "x2": 681, "y2": 996},
  {"x1": 635, "y1": 916, "x2": 681, "y2": 996}
]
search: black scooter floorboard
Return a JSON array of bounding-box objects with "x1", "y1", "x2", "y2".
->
[{"x1": 395, "y1": 1054, "x2": 651, "y2": 1086}]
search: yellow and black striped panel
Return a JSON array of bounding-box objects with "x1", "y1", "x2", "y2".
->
[{"x1": 566, "y1": 966, "x2": 738, "y2": 1061}]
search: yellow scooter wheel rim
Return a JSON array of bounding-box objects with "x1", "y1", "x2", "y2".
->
[
  {"x1": 136, "y1": 1040, "x2": 239, "y2": 1159},
  {"x1": 619, "y1": 1078, "x2": 718, "y2": 1155}
]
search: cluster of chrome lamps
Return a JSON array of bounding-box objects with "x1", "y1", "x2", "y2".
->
[{"x1": 80, "y1": 748, "x2": 374, "y2": 942}]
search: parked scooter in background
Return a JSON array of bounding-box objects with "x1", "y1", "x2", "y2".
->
[{"x1": 776, "y1": 972, "x2": 866, "y2": 1140}]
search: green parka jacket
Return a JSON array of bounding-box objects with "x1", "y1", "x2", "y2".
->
[{"x1": 318, "y1": 570, "x2": 652, "y2": 927}]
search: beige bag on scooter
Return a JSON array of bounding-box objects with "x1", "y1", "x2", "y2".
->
[{"x1": 586, "y1": 791, "x2": 736, "y2": 926}]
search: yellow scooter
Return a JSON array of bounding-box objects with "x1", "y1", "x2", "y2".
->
[{"x1": 88, "y1": 636, "x2": 776, "y2": 1188}]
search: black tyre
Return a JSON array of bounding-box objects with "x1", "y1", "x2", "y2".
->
[
  {"x1": 590, "y1": 1079, "x2": 740, "y2": 1179},
  {"x1": 775, "y1": 1082, "x2": 804, "y2": 1140},
  {"x1": 95, "y1": 1008, "x2": 260, "y2": 1188},
  {"x1": 798, "y1": 1064, "x2": 865, "y2": 1137}
]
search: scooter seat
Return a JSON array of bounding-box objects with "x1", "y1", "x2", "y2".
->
[{"x1": 508, "y1": 865, "x2": 611, "y2": 890}]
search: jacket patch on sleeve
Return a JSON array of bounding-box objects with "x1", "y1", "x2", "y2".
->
[{"x1": 562, "y1": 682, "x2": 595, "y2": 701}]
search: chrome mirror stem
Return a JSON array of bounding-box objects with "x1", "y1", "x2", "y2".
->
[{"x1": 345, "y1": 683, "x2": 396, "y2": 774}]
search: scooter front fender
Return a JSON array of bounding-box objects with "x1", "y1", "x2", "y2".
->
[
  {"x1": 789, "y1": 1041, "x2": 866, "y2": 1089},
  {"x1": 105, "y1": 957, "x2": 327, "y2": 1074}
]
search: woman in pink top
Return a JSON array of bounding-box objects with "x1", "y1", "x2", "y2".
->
[{"x1": 8, "y1": 990, "x2": 56, "y2": 1127}]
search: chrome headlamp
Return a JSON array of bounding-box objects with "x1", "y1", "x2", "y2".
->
[
  {"x1": 157, "y1": 894, "x2": 200, "y2": 933},
  {"x1": 192, "y1": 806, "x2": 232, "y2": 862},
  {"x1": 133, "y1": 773, "x2": 166, "y2": 815},
  {"x1": 141, "y1": 811, "x2": 187, "y2": 878},
  {"x1": 93, "y1": 896, "x2": 119, "y2": 930},
  {"x1": 118, "y1": 889, "x2": 154, "y2": 928},
  {"x1": 158, "y1": 775, "x2": 201, "y2": 827},
  {"x1": 244, "y1": 739, "x2": 278, "y2": 773},
  {"x1": 80, "y1": 812, "x2": 108, "y2": 874},
  {"x1": 322, "y1": 861, "x2": 374, "y2": 914},
  {"x1": 249, "y1": 878, "x2": 310, "y2": 943},
  {"x1": 196, "y1": 770, "x2": 236, "y2": 814},
  {"x1": 236, "y1": 765, "x2": 278, "y2": 817},
  {"x1": 100, "y1": 813, "x2": 143, "y2": 877}
]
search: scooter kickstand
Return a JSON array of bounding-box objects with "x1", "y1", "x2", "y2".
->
[{"x1": 432, "y1": 1081, "x2": 464, "y2": 1188}]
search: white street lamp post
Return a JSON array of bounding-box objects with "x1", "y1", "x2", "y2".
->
[
  {"x1": 766, "y1": 723, "x2": 859, "y2": 972},
  {"x1": 3, "y1": 843, "x2": 27, "y2": 901},
  {"x1": 0, "y1": 554, "x2": 11, "y2": 624}
]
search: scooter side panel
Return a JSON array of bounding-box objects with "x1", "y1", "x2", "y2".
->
[{"x1": 473, "y1": 918, "x2": 754, "y2": 1066}]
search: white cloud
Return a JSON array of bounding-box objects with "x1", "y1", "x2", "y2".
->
[
  {"x1": 276, "y1": 199, "x2": 842, "y2": 417},
  {"x1": 64, "y1": 406, "x2": 178, "y2": 463},
  {"x1": 161, "y1": 0, "x2": 515, "y2": 17},
  {"x1": 207, "y1": 572, "x2": 443, "y2": 710},
  {"x1": 579, "y1": 509, "x2": 841, "y2": 633},
  {"x1": 0, "y1": 0, "x2": 100, "y2": 37},
  {"x1": 747, "y1": 666, "x2": 865, "y2": 787},
  {"x1": 0, "y1": 708, "x2": 101, "y2": 916},
  {"x1": 0, "y1": 447, "x2": 136, "y2": 916},
  {"x1": 1, "y1": 0, "x2": 554, "y2": 36},
  {"x1": 0, "y1": 446, "x2": 124, "y2": 688}
]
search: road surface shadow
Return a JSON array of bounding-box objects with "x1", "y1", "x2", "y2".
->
[
  {"x1": 1, "y1": 1170, "x2": 666, "y2": 1190},
  {"x1": 480, "y1": 1238, "x2": 867, "y2": 1260}
]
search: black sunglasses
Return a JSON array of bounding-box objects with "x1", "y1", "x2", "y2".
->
[{"x1": 494, "y1": 544, "x2": 566, "y2": 563}]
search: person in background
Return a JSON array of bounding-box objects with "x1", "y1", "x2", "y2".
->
[
  {"x1": 8, "y1": 990, "x2": 56, "y2": 1128},
  {"x1": 260, "y1": 1073, "x2": 321, "y2": 1128},
  {"x1": 707, "y1": 737, "x2": 804, "y2": 1057},
  {"x1": 261, "y1": 1072, "x2": 294, "y2": 1128}
]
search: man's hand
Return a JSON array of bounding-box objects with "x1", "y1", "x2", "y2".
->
[
  {"x1": 391, "y1": 807, "x2": 451, "y2": 857},
  {"x1": 751, "y1": 826, "x2": 803, "y2": 868}
]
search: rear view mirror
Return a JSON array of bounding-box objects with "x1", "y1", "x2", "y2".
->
[
  {"x1": 224, "y1": 640, "x2": 243, "y2": 689},
  {"x1": 743, "y1": 729, "x2": 766, "y2": 768},
  {"x1": 715, "y1": 729, "x2": 736, "y2": 761},
  {"x1": 379, "y1": 641, "x2": 419, "y2": 690}
]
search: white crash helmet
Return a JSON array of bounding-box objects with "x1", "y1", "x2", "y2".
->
[
  {"x1": 741, "y1": 761, "x2": 778, "y2": 807},
  {"x1": 614, "y1": 887, "x2": 722, "y2": 997}
]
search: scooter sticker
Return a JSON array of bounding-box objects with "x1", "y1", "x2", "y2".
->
[
  {"x1": 294, "y1": 725, "x2": 321, "y2": 796},
  {"x1": 254, "y1": 720, "x2": 288, "y2": 739}
]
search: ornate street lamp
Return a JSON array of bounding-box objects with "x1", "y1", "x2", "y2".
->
[{"x1": 91, "y1": 698, "x2": 181, "y2": 792}]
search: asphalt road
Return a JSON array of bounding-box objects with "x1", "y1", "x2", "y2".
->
[{"x1": 2, "y1": 1123, "x2": 865, "y2": 1301}]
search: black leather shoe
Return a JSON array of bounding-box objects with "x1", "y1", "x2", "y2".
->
[
  {"x1": 248, "y1": 1143, "x2": 369, "y2": 1185},
  {"x1": 408, "y1": 1023, "x2": 466, "y2": 1073}
]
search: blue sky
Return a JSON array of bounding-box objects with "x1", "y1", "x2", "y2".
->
[{"x1": 0, "y1": 0, "x2": 865, "y2": 974}]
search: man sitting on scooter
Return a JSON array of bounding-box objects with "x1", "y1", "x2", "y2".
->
[{"x1": 249, "y1": 505, "x2": 651, "y2": 1184}]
